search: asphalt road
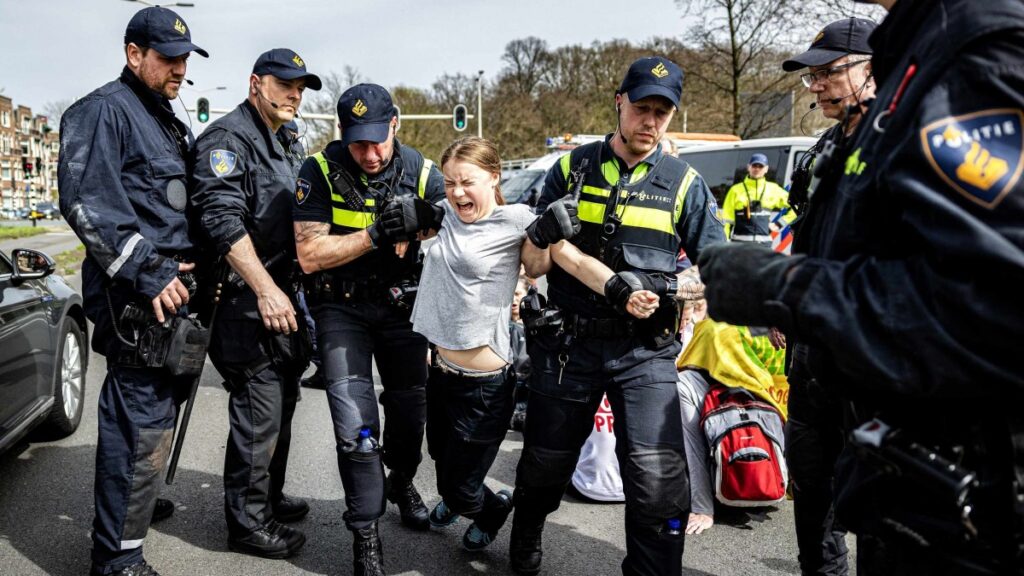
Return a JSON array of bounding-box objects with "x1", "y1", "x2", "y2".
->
[{"x1": 0, "y1": 254, "x2": 854, "y2": 576}]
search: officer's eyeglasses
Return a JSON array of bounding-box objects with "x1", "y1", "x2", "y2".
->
[{"x1": 800, "y1": 59, "x2": 870, "y2": 88}]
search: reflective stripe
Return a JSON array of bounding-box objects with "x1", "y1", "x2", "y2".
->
[
  {"x1": 106, "y1": 232, "x2": 144, "y2": 277},
  {"x1": 582, "y1": 185, "x2": 616, "y2": 198},
  {"x1": 418, "y1": 159, "x2": 432, "y2": 199},
  {"x1": 731, "y1": 234, "x2": 773, "y2": 243},
  {"x1": 332, "y1": 208, "x2": 375, "y2": 229},
  {"x1": 560, "y1": 153, "x2": 571, "y2": 180},
  {"x1": 120, "y1": 539, "x2": 144, "y2": 550},
  {"x1": 314, "y1": 151, "x2": 376, "y2": 230},
  {"x1": 619, "y1": 205, "x2": 674, "y2": 234},
  {"x1": 673, "y1": 168, "x2": 698, "y2": 224},
  {"x1": 578, "y1": 199, "x2": 606, "y2": 224},
  {"x1": 577, "y1": 200, "x2": 675, "y2": 234}
]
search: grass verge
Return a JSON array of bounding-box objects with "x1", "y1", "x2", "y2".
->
[
  {"x1": 0, "y1": 226, "x2": 48, "y2": 240},
  {"x1": 54, "y1": 244, "x2": 86, "y2": 276}
]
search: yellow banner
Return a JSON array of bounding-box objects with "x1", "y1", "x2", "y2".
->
[{"x1": 677, "y1": 319, "x2": 790, "y2": 419}]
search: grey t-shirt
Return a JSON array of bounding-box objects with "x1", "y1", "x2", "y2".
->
[{"x1": 411, "y1": 201, "x2": 536, "y2": 363}]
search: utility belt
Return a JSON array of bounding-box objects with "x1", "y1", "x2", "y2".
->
[
  {"x1": 563, "y1": 314, "x2": 634, "y2": 339},
  {"x1": 307, "y1": 273, "x2": 418, "y2": 309},
  {"x1": 520, "y1": 288, "x2": 675, "y2": 348},
  {"x1": 838, "y1": 414, "x2": 1024, "y2": 571}
]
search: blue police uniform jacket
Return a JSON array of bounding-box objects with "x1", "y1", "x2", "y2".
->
[
  {"x1": 58, "y1": 67, "x2": 195, "y2": 357},
  {"x1": 191, "y1": 100, "x2": 300, "y2": 265},
  {"x1": 780, "y1": 0, "x2": 1024, "y2": 404}
]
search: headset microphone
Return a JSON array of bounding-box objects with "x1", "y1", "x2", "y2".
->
[
  {"x1": 185, "y1": 79, "x2": 194, "y2": 86},
  {"x1": 809, "y1": 102, "x2": 817, "y2": 110}
]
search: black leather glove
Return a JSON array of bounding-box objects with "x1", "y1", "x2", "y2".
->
[
  {"x1": 372, "y1": 196, "x2": 420, "y2": 245},
  {"x1": 696, "y1": 243, "x2": 805, "y2": 328},
  {"x1": 604, "y1": 271, "x2": 670, "y2": 314},
  {"x1": 412, "y1": 196, "x2": 444, "y2": 231},
  {"x1": 526, "y1": 196, "x2": 581, "y2": 248}
]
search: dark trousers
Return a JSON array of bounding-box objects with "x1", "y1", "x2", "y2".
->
[
  {"x1": 91, "y1": 365, "x2": 179, "y2": 572},
  {"x1": 514, "y1": 331, "x2": 688, "y2": 576},
  {"x1": 222, "y1": 365, "x2": 300, "y2": 535},
  {"x1": 786, "y1": 352, "x2": 849, "y2": 576},
  {"x1": 426, "y1": 361, "x2": 515, "y2": 528},
  {"x1": 314, "y1": 300, "x2": 427, "y2": 530},
  {"x1": 209, "y1": 298, "x2": 303, "y2": 536}
]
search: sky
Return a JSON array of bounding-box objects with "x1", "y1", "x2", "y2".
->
[{"x1": 0, "y1": 0, "x2": 694, "y2": 120}]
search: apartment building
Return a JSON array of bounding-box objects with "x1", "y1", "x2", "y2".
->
[{"x1": 0, "y1": 95, "x2": 60, "y2": 217}]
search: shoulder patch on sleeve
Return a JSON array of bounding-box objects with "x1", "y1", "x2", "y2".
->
[
  {"x1": 210, "y1": 149, "x2": 238, "y2": 178},
  {"x1": 295, "y1": 178, "x2": 312, "y2": 204},
  {"x1": 920, "y1": 108, "x2": 1023, "y2": 209}
]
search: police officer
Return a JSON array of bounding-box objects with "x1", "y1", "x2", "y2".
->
[
  {"x1": 291, "y1": 83, "x2": 444, "y2": 576},
  {"x1": 720, "y1": 153, "x2": 794, "y2": 243},
  {"x1": 780, "y1": 17, "x2": 876, "y2": 576},
  {"x1": 699, "y1": 1, "x2": 1024, "y2": 574},
  {"x1": 509, "y1": 56, "x2": 725, "y2": 576},
  {"x1": 57, "y1": 7, "x2": 207, "y2": 576},
  {"x1": 190, "y1": 48, "x2": 321, "y2": 559}
]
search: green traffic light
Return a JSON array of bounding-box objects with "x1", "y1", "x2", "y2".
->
[{"x1": 198, "y1": 112, "x2": 209, "y2": 122}]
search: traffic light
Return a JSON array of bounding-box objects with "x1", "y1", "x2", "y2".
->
[
  {"x1": 452, "y1": 104, "x2": 467, "y2": 132},
  {"x1": 197, "y1": 97, "x2": 210, "y2": 123}
]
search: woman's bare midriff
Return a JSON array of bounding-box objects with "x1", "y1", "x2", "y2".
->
[{"x1": 437, "y1": 345, "x2": 507, "y2": 372}]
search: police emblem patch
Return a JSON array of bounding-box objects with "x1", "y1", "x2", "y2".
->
[
  {"x1": 210, "y1": 150, "x2": 237, "y2": 178},
  {"x1": 920, "y1": 108, "x2": 1024, "y2": 209},
  {"x1": 352, "y1": 99, "x2": 368, "y2": 117},
  {"x1": 651, "y1": 63, "x2": 669, "y2": 78},
  {"x1": 295, "y1": 178, "x2": 311, "y2": 204}
]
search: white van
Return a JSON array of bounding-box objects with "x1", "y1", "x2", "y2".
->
[{"x1": 676, "y1": 136, "x2": 817, "y2": 202}]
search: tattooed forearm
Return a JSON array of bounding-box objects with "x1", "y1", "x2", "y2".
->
[
  {"x1": 676, "y1": 266, "x2": 705, "y2": 301},
  {"x1": 295, "y1": 221, "x2": 329, "y2": 244},
  {"x1": 293, "y1": 221, "x2": 373, "y2": 273}
]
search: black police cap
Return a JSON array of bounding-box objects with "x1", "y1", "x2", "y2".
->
[
  {"x1": 337, "y1": 84, "x2": 396, "y2": 145},
  {"x1": 252, "y1": 48, "x2": 322, "y2": 91},
  {"x1": 618, "y1": 56, "x2": 684, "y2": 109},
  {"x1": 124, "y1": 7, "x2": 208, "y2": 58},
  {"x1": 783, "y1": 17, "x2": 876, "y2": 72}
]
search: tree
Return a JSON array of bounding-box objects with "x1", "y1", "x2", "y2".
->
[
  {"x1": 302, "y1": 66, "x2": 368, "y2": 152},
  {"x1": 43, "y1": 99, "x2": 74, "y2": 130},
  {"x1": 501, "y1": 37, "x2": 549, "y2": 98}
]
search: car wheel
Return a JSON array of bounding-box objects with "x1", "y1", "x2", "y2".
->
[{"x1": 40, "y1": 318, "x2": 86, "y2": 439}]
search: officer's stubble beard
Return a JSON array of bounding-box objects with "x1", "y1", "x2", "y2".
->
[
  {"x1": 614, "y1": 99, "x2": 666, "y2": 160},
  {"x1": 127, "y1": 44, "x2": 185, "y2": 100}
]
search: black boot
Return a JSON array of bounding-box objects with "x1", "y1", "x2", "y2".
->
[
  {"x1": 509, "y1": 519, "x2": 544, "y2": 575},
  {"x1": 228, "y1": 519, "x2": 306, "y2": 559},
  {"x1": 272, "y1": 493, "x2": 310, "y2": 523},
  {"x1": 352, "y1": 521, "x2": 385, "y2": 576},
  {"x1": 385, "y1": 471, "x2": 429, "y2": 531}
]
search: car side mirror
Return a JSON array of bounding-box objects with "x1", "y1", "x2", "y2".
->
[
  {"x1": 11, "y1": 248, "x2": 55, "y2": 282},
  {"x1": 528, "y1": 189, "x2": 539, "y2": 208}
]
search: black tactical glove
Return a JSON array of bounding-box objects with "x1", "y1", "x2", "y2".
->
[
  {"x1": 371, "y1": 196, "x2": 420, "y2": 245},
  {"x1": 526, "y1": 196, "x2": 581, "y2": 248},
  {"x1": 696, "y1": 243, "x2": 805, "y2": 328},
  {"x1": 604, "y1": 271, "x2": 671, "y2": 314},
  {"x1": 412, "y1": 196, "x2": 444, "y2": 231}
]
